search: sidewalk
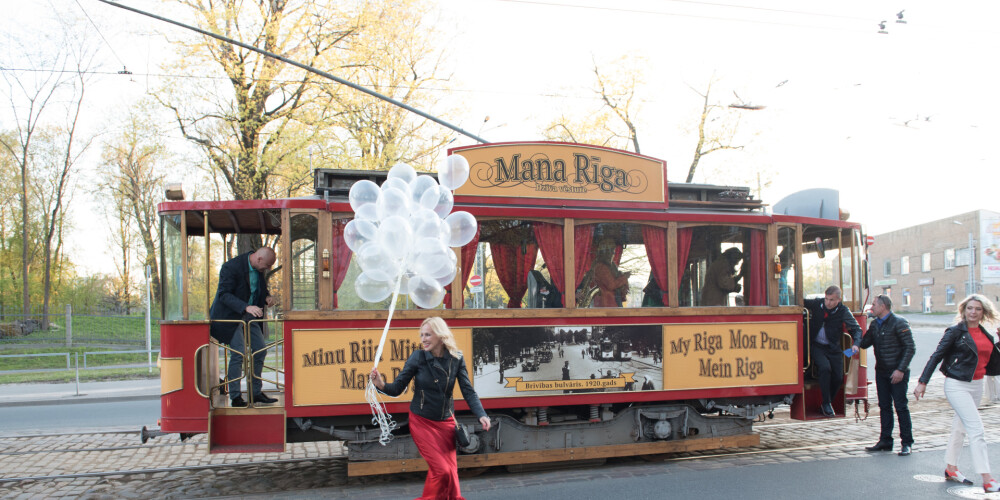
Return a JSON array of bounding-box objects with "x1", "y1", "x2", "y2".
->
[
  {"x1": 0, "y1": 379, "x2": 160, "y2": 407},
  {"x1": 895, "y1": 312, "x2": 956, "y2": 327}
]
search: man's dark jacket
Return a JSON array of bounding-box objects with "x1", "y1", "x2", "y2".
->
[
  {"x1": 209, "y1": 252, "x2": 268, "y2": 344},
  {"x1": 919, "y1": 322, "x2": 998, "y2": 384},
  {"x1": 859, "y1": 313, "x2": 915, "y2": 373},
  {"x1": 804, "y1": 298, "x2": 863, "y2": 347},
  {"x1": 379, "y1": 349, "x2": 486, "y2": 422}
]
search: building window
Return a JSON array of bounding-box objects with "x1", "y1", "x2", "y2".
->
[
  {"x1": 946, "y1": 285, "x2": 956, "y2": 305},
  {"x1": 883, "y1": 259, "x2": 891, "y2": 277},
  {"x1": 901, "y1": 256, "x2": 910, "y2": 275},
  {"x1": 902, "y1": 289, "x2": 911, "y2": 307},
  {"x1": 922, "y1": 252, "x2": 931, "y2": 272},
  {"x1": 945, "y1": 248, "x2": 956, "y2": 270}
]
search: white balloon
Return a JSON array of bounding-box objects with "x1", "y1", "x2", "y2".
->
[
  {"x1": 344, "y1": 219, "x2": 377, "y2": 252},
  {"x1": 437, "y1": 221, "x2": 452, "y2": 247},
  {"x1": 355, "y1": 203, "x2": 378, "y2": 221},
  {"x1": 408, "y1": 274, "x2": 446, "y2": 309},
  {"x1": 349, "y1": 180, "x2": 380, "y2": 212},
  {"x1": 438, "y1": 154, "x2": 470, "y2": 191},
  {"x1": 445, "y1": 211, "x2": 477, "y2": 247},
  {"x1": 376, "y1": 187, "x2": 410, "y2": 221},
  {"x1": 429, "y1": 186, "x2": 454, "y2": 219},
  {"x1": 357, "y1": 242, "x2": 400, "y2": 282},
  {"x1": 412, "y1": 237, "x2": 452, "y2": 276},
  {"x1": 381, "y1": 177, "x2": 411, "y2": 196},
  {"x1": 387, "y1": 163, "x2": 417, "y2": 184},
  {"x1": 411, "y1": 208, "x2": 445, "y2": 240},
  {"x1": 377, "y1": 215, "x2": 414, "y2": 259},
  {"x1": 410, "y1": 175, "x2": 439, "y2": 208},
  {"x1": 433, "y1": 264, "x2": 457, "y2": 287},
  {"x1": 355, "y1": 272, "x2": 394, "y2": 303}
]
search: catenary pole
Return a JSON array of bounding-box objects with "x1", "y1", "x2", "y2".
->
[{"x1": 95, "y1": 0, "x2": 490, "y2": 144}]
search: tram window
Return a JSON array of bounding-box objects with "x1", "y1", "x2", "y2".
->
[
  {"x1": 290, "y1": 214, "x2": 318, "y2": 311},
  {"x1": 185, "y1": 233, "x2": 211, "y2": 320},
  {"x1": 777, "y1": 227, "x2": 797, "y2": 305},
  {"x1": 578, "y1": 223, "x2": 650, "y2": 308},
  {"x1": 800, "y1": 226, "x2": 854, "y2": 301},
  {"x1": 162, "y1": 214, "x2": 183, "y2": 320},
  {"x1": 467, "y1": 220, "x2": 546, "y2": 309},
  {"x1": 679, "y1": 226, "x2": 767, "y2": 307}
]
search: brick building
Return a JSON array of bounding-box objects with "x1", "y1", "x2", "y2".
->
[{"x1": 869, "y1": 210, "x2": 1000, "y2": 313}]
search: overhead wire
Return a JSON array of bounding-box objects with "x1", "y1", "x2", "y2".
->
[{"x1": 69, "y1": 0, "x2": 128, "y2": 69}]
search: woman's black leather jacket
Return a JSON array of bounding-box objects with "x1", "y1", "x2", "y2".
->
[
  {"x1": 379, "y1": 349, "x2": 486, "y2": 422},
  {"x1": 919, "y1": 322, "x2": 996, "y2": 384}
]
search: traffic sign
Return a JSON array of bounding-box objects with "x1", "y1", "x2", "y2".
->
[
  {"x1": 469, "y1": 275, "x2": 482, "y2": 287},
  {"x1": 865, "y1": 235, "x2": 875, "y2": 246}
]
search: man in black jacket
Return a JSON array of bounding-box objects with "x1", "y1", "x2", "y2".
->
[
  {"x1": 805, "y1": 285, "x2": 862, "y2": 417},
  {"x1": 210, "y1": 248, "x2": 277, "y2": 407},
  {"x1": 859, "y1": 294, "x2": 916, "y2": 455}
]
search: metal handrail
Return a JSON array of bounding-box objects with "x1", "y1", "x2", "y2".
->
[
  {"x1": 206, "y1": 318, "x2": 284, "y2": 409},
  {"x1": 248, "y1": 318, "x2": 284, "y2": 405},
  {"x1": 802, "y1": 308, "x2": 811, "y2": 372}
]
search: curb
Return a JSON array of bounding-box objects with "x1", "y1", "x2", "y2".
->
[{"x1": 0, "y1": 393, "x2": 160, "y2": 408}]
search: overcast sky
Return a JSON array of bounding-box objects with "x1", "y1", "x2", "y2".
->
[{"x1": 4, "y1": 0, "x2": 998, "y2": 275}]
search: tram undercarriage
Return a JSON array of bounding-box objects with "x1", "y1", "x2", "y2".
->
[{"x1": 285, "y1": 395, "x2": 791, "y2": 476}]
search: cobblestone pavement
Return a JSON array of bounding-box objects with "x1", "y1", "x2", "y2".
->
[{"x1": 3, "y1": 377, "x2": 998, "y2": 499}]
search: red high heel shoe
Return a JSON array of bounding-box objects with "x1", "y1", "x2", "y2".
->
[
  {"x1": 984, "y1": 479, "x2": 1000, "y2": 492},
  {"x1": 945, "y1": 469, "x2": 973, "y2": 485}
]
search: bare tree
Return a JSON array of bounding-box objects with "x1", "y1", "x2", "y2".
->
[
  {"x1": 543, "y1": 55, "x2": 645, "y2": 153},
  {"x1": 97, "y1": 100, "x2": 167, "y2": 306},
  {"x1": 685, "y1": 78, "x2": 745, "y2": 183}
]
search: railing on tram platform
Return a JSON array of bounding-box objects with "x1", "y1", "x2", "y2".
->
[{"x1": 196, "y1": 318, "x2": 285, "y2": 409}]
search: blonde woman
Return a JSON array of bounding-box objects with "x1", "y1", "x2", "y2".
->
[
  {"x1": 370, "y1": 317, "x2": 490, "y2": 500},
  {"x1": 915, "y1": 294, "x2": 1000, "y2": 492}
]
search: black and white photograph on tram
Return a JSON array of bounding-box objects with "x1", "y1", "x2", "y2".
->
[{"x1": 471, "y1": 324, "x2": 663, "y2": 398}]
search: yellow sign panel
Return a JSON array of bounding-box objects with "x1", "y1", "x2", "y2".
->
[
  {"x1": 452, "y1": 142, "x2": 665, "y2": 204},
  {"x1": 662, "y1": 322, "x2": 798, "y2": 390},
  {"x1": 504, "y1": 373, "x2": 635, "y2": 392},
  {"x1": 291, "y1": 328, "x2": 472, "y2": 406}
]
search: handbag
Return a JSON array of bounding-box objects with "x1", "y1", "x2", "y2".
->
[
  {"x1": 985, "y1": 340, "x2": 1000, "y2": 377},
  {"x1": 455, "y1": 420, "x2": 471, "y2": 448},
  {"x1": 844, "y1": 354, "x2": 861, "y2": 395}
]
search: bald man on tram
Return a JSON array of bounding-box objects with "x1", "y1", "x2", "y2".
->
[{"x1": 209, "y1": 247, "x2": 278, "y2": 407}]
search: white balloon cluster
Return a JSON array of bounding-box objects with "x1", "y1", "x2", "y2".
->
[{"x1": 345, "y1": 156, "x2": 476, "y2": 309}]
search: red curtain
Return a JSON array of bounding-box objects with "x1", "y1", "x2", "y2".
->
[
  {"x1": 444, "y1": 225, "x2": 481, "y2": 309},
  {"x1": 746, "y1": 230, "x2": 767, "y2": 306},
  {"x1": 574, "y1": 225, "x2": 596, "y2": 291},
  {"x1": 677, "y1": 228, "x2": 694, "y2": 305},
  {"x1": 642, "y1": 226, "x2": 668, "y2": 305},
  {"x1": 331, "y1": 220, "x2": 353, "y2": 308},
  {"x1": 490, "y1": 242, "x2": 538, "y2": 308},
  {"x1": 533, "y1": 223, "x2": 565, "y2": 305}
]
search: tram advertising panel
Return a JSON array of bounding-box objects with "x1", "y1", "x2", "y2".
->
[
  {"x1": 662, "y1": 322, "x2": 798, "y2": 390},
  {"x1": 291, "y1": 328, "x2": 473, "y2": 406}
]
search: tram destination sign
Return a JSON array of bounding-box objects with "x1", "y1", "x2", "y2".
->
[{"x1": 450, "y1": 142, "x2": 667, "y2": 207}]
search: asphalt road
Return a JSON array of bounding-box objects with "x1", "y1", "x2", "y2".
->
[{"x1": 0, "y1": 399, "x2": 160, "y2": 433}]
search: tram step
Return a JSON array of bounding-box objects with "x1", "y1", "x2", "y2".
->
[{"x1": 208, "y1": 407, "x2": 286, "y2": 453}]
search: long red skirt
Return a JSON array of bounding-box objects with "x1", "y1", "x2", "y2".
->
[{"x1": 409, "y1": 411, "x2": 464, "y2": 500}]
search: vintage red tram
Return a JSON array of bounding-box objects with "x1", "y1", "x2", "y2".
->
[{"x1": 155, "y1": 142, "x2": 871, "y2": 475}]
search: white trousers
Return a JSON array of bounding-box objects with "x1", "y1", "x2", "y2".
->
[{"x1": 944, "y1": 377, "x2": 991, "y2": 474}]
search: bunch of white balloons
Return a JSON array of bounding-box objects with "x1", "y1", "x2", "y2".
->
[{"x1": 344, "y1": 155, "x2": 477, "y2": 309}]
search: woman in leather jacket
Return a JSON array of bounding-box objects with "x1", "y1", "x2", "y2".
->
[
  {"x1": 914, "y1": 294, "x2": 1000, "y2": 492},
  {"x1": 370, "y1": 317, "x2": 491, "y2": 500}
]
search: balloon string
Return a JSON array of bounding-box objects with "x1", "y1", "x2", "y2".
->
[{"x1": 366, "y1": 271, "x2": 404, "y2": 446}]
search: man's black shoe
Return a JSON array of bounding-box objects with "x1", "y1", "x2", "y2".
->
[
  {"x1": 821, "y1": 403, "x2": 836, "y2": 417},
  {"x1": 253, "y1": 393, "x2": 278, "y2": 404},
  {"x1": 865, "y1": 441, "x2": 893, "y2": 452},
  {"x1": 231, "y1": 396, "x2": 248, "y2": 407},
  {"x1": 898, "y1": 445, "x2": 912, "y2": 456}
]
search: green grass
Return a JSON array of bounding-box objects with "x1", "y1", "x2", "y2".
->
[
  {"x1": 0, "y1": 367, "x2": 159, "y2": 384},
  {"x1": 0, "y1": 314, "x2": 159, "y2": 345}
]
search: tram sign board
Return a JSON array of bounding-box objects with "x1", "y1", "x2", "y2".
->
[{"x1": 449, "y1": 142, "x2": 667, "y2": 208}]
